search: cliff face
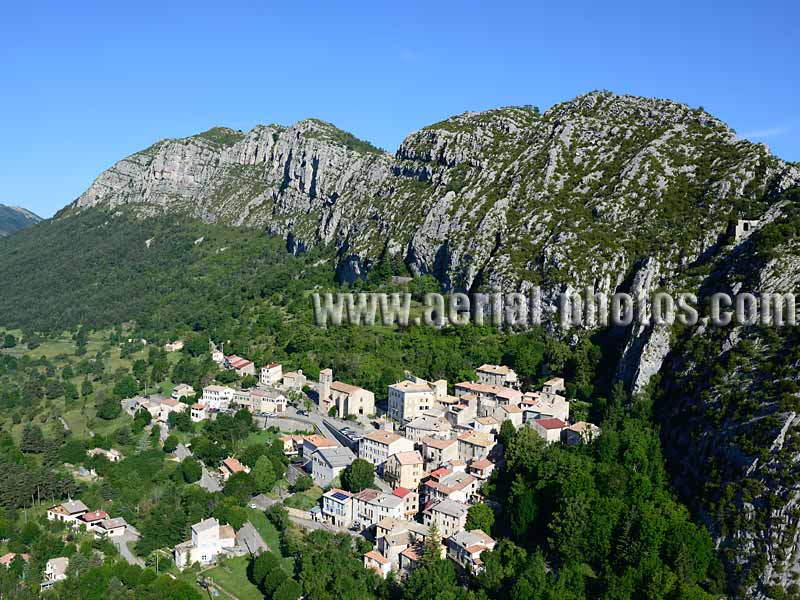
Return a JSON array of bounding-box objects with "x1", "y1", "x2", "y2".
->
[{"x1": 656, "y1": 185, "x2": 800, "y2": 598}]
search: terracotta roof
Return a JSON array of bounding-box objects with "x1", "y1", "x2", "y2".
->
[
  {"x1": 191, "y1": 403, "x2": 206, "y2": 410},
  {"x1": 365, "y1": 550, "x2": 390, "y2": 565},
  {"x1": 392, "y1": 451, "x2": 423, "y2": 465},
  {"x1": 331, "y1": 381, "x2": 362, "y2": 394},
  {"x1": 364, "y1": 429, "x2": 403, "y2": 445},
  {"x1": 534, "y1": 417, "x2": 567, "y2": 430},
  {"x1": 304, "y1": 434, "x2": 336, "y2": 448},
  {"x1": 80, "y1": 510, "x2": 109, "y2": 522},
  {"x1": 0, "y1": 553, "x2": 29, "y2": 566},
  {"x1": 392, "y1": 487, "x2": 411, "y2": 498},
  {"x1": 470, "y1": 458, "x2": 494, "y2": 470},
  {"x1": 423, "y1": 437, "x2": 457, "y2": 450},
  {"x1": 222, "y1": 457, "x2": 248, "y2": 473},
  {"x1": 477, "y1": 364, "x2": 512, "y2": 375}
]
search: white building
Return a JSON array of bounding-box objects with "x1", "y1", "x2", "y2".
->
[
  {"x1": 322, "y1": 488, "x2": 354, "y2": 527},
  {"x1": 41, "y1": 557, "x2": 69, "y2": 589},
  {"x1": 46, "y1": 500, "x2": 89, "y2": 524},
  {"x1": 260, "y1": 363, "x2": 283, "y2": 386},
  {"x1": 388, "y1": 374, "x2": 448, "y2": 424},
  {"x1": 164, "y1": 340, "x2": 184, "y2": 352},
  {"x1": 202, "y1": 385, "x2": 234, "y2": 410},
  {"x1": 352, "y1": 489, "x2": 405, "y2": 527},
  {"x1": 190, "y1": 403, "x2": 208, "y2": 422},
  {"x1": 174, "y1": 518, "x2": 236, "y2": 570},
  {"x1": 423, "y1": 469, "x2": 478, "y2": 505}
]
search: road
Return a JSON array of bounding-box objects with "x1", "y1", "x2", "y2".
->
[{"x1": 112, "y1": 531, "x2": 144, "y2": 567}]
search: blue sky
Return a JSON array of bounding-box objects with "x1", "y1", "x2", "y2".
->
[{"x1": 1, "y1": 0, "x2": 797, "y2": 217}]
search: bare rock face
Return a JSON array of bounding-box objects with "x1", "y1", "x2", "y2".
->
[{"x1": 71, "y1": 92, "x2": 790, "y2": 308}]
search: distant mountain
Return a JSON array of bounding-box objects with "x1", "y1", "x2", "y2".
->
[{"x1": 0, "y1": 204, "x2": 41, "y2": 236}]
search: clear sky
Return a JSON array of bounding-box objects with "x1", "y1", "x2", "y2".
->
[{"x1": 1, "y1": 0, "x2": 797, "y2": 217}]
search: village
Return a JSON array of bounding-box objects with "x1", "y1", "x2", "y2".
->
[{"x1": 33, "y1": 340, "x2": 601, "y2": 591}]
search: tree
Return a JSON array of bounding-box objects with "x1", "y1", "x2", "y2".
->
[
  {"x1": 181, "y1": 457, "x2": 202, "y2": 483},
  {"x1": 163, "y1": 435, "x2": 178, "y2": 453},
  {"x1": 60, "y1": 438, "x2": 87, "y2": 464},
  {"x1": 466, "y1": 503, "x2": 495, "y2": 535},
  {"x1": 263, "y1": 567, "x2": 287, "y2": 594},
  {"x1": 241, "y1": 374, "x2": 257, "y2": 389},
  {"x1": 81, "y1": 378, "x2": 93, "y2": 397},
  {"x1": 498, "y1": 418, "x2": 517, "y2": 447},
  {"x1": 341, "y1": 458, "x2": 374, "y2": 493},
  {"x1": 273, "y1": 578, "x2": 303, "y2": 600},
  {"x1": 252, "y1": 456, "x2": 276, "y2": 493},
  {"x1": 251, "y1": 551, "x2": 281, "y2": 586},
  {"x1": 292, "y1": 474, "x2": 313, "y2": 493},
  {"x1": 224, "y1": 471, "x2": 257, "y2": 503},
  {"x1": 20, "y1": 424, "x2": 45, "y2": 453},
  {"x1": 216, "y1": 370, "x2": 239, "y2": 384},
  {"x1": 2, "y1": 334, "x2": 16, "y2": 348},
  {"x1": 132, "y1": 408, "x2": 151, "y2": 432},
  {"x1": 96, "y1": 396, "x2": 122, "y2": 420},
  {"x1": 113, "y1": 374, "x2": 138, "y2": 399},
  {"x1": 168, "y1": 410, "x2": 192, "y2": 432}
]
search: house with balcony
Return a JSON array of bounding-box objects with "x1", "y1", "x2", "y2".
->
[{"x1": 174, "y1": 518, "x2": 236, "y2": 570}]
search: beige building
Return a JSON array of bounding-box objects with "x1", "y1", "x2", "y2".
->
[
  {"x1": 494, "y1": 404, "x2": 524, "y2": 429},
  {"x1": 563, "y1": 421, "x2": 601, "y2": 445},
  {"x1": 388, "y1": 374, "x2": 447, "y2": 423},
  {"x1": 324, "y1": 380, "x2": 375, "y2": 418},
  {"x1": 384, "y1": 451, "x2": 425, "y2": 489},
  {"x1": 359, "y1": 430, "x2": 415, "y2": 469},
  {"x1": 542, "y1": 377, "x2": 566, "y2": 395},
  {"x1": 421, "y1": 437, "x2": 459, "y2": 470},
  {"x1": 457, "y1": 431, "x2": 496, "y2": 462},
  {"x1": 530, "y1": 417, "x2": 567, "y2": 443}
]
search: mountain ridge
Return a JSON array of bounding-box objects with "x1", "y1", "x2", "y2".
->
[{"x1": 0, "y1": 204, "x2": 42, "y2": 236}]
